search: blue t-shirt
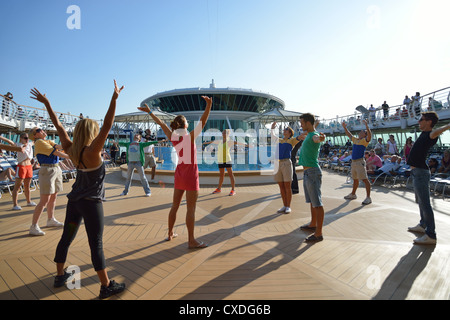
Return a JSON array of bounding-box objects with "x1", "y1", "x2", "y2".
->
[
  {"x1": 277, "y1": 137, "x2": 300, "y2": 160},
  {"x1": 352, "y1": 137, "x2": 370, "y2": 160},
  {"x1": 34, "y1": 139, "x2": 59, "y2": 165}
]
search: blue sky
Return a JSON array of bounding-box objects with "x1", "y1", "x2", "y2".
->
[{"x1": 1, "y1": 0, "x2": 449, "y2": 121}]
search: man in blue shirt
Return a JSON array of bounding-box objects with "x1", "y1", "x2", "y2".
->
[
  {"x1": 342, "y1": 119, "x2": 372, "y2": 205},
  {"x1": 271, "y1": 122, "x2": 302, "y2": 214}
]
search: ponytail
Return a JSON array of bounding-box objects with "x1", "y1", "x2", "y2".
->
[{"x1": 170, "y1": 115, "x2": 187, "y2": 131}]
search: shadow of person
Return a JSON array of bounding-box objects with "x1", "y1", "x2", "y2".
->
[
  {"x1": 179, "y1": 229, "x2": 317, "y2": 300},
  {"x1": 372, "y1": 245, "x2": 435, "y2": 300}
]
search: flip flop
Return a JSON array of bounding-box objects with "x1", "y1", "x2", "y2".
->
[
  {"x1": 165, "y1": 233, "x2": 178, "y2": 241},
  {"x1": 189, "y1": 241, "x2": 208, "y2": 249}
]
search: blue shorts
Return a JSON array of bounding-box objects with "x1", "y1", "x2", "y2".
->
[{"x1": 303, "y1": 167, "x2": 323, "y2": 208}]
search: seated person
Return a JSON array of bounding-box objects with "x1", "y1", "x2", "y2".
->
[
  {"x1": 366, "y1": 149, "x2": 383, "y2": 171},
  {"x1": 428, "y1": 158, "x2": 439, "y2": 174},
  {"x1": 339, "y1": 152, "x2": 349, "y2": 162},
  {"x1": 0, "y1": 166, "x2": 15, "y2": 182},
  {"x1": 31, "y1": 158, "x2": 40, "y2": 170},
  {"x1": 330, "y1": 150, "x2": 339, "y2": 162},
  {"x1": 368, "y1": 155, "x2": 401, "y2": 175},
  {"x1": 438, "y1": 150, "x2": 450, "y2": 174},
  {"x1": 390, "y1": 163, "x2": 411, "y2": 176},
  {"x1": 338, "y1": 152, "x2": 352, "y2": 165}
]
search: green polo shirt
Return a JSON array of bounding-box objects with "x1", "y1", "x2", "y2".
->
[
  {"x1": 119, "y1": 141, "x2": 158, "y2": 165},
  {"x1": 298, "y1": 132, "x2": 321, "y2": 168}
]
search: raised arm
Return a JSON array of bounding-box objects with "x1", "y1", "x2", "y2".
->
[
  {"x1": 0, "y1": 144, "x2": 24, "y2": 153},
  {"x1": 190, "y1": 96, "x2": 213, "y2": 141},
  {"x1": 54, "y1": 150, "x2": 70, "y2": 159},
  {"x1": 0, "y1": 136, "x2": 16, "y2": 146},
  {"x1": 89, "y1": 80, "x2": 124, "y2": 153},
  {"x1": 30, "y1": 88, "x2": 72, "y2": 151},
  {"x1": 363, "y1": 119, "x2": 372, "y2": 142},
  {"x1": 430, "y1": 122, "x2": 450, "y2": 140},
  {"x1": 313, "y1": 132, "x2": 326, "y2": 144},
  {"x1": 138, "y1": 104, "x2": 173, "y2": 140},
  {"x1": 341, "y1": 121, "x2": 353, "y2": 140}
]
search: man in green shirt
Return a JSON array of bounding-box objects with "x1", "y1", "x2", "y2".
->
[
  {"x1": 119, "y1": 134, "x2": 158, "y2": 196},
  {"x1": 298, "y1": 113, "x2": 326, "y2": 242}
]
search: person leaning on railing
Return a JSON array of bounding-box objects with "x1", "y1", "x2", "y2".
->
[{"x1": 1, "y1": 92, "x2": 13, "y2": 117}]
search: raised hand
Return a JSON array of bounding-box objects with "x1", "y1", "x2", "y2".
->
[
  {"x1": 318, "y1": 132, "x2": 326, "y2": 142},
  {"x1": 138, "y1": 103, "x2": 151, "y2": 114},
  {"x1": 201, "y1": 96, "x2": 213, "y2": 105},
  {"x1": 30, "y1": 88, "x2": 50, "y2": 105},
  {"x1": 112, "y1": 80, "x2": 124, "y2": 100}
]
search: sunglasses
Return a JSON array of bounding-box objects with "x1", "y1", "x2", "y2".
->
[{"x1": 35, "y1": 128, "x2": 43, "y2": 134}]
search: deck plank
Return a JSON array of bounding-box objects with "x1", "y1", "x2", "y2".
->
[{"x1": 1, "y1": 168, "x2": 450, "y2": 301}]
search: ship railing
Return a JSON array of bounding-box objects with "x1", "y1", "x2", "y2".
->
[
  {"x1": 1, "y1": 93, "x2": 102, "y2": 132},
  {"x1": 317, "y1": 86, "x2": 450, "y2": 132}
]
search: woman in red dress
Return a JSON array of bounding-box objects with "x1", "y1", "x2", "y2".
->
[{"x1": 138, "y1": 96, "x2": 212, "y2": 248}]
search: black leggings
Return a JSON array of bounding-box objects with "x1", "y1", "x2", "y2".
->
[{"x1": 54, "y1": 199, "x2": 106, "y2": 271}]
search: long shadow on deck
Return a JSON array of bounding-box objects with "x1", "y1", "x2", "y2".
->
[
  {"x1": 372, "y1": 245, "x2": 435, "y2": 300},
  {"x1": 179, "y1": 229, "x2": 317, "y2": 300}
]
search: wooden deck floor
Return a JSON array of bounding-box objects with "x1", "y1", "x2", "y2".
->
[{"x1": 1, "y1": 168, "x2": 449, "y2": 301}]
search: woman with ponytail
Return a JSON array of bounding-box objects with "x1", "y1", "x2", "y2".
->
[
  {"x1": 30, "y1": 80, "x2": 126, "y2": 299},
  {"x1": 138, "y1": 96, "x2": 212, "y2": 248}
]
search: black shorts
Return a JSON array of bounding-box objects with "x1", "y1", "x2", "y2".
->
[{"x1": 218, "y1": 163, "x2": 232, "y2": 169}]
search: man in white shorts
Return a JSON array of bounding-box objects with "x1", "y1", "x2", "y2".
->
[{"x1": 29, "y1": 127, "x2": 68, "y2": 236}]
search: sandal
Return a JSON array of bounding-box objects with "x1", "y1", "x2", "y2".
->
[
  {"x1": 165, "y1": 233, "x2": 178, "y2": 241},
  {"x1": 304, "y1": 234, "x2": 323, "y2": 243},
  {"x1": 189, "y1": 241, "x2": 208, "y2": 249}
]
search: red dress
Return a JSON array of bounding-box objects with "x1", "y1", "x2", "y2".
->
[{"x1": 171, "y1": 132, "x2": 199, "y2": 191}]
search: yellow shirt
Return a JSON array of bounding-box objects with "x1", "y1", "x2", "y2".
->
[
  {"x1": 218, "y1": 141, "x2": 232, "y2": 164},
  {"x1": 35, "y1": 139, "x2": 59, "y2": 164}
]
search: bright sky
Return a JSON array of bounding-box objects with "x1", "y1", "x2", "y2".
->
[{"x1": 1, "y1": 0, "x2": 449, "y2": 121}]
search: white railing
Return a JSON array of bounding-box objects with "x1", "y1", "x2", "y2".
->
[
  {"x1": 1, "y1": 93, "x2": 102, "y2": 132},
  {"x1": 316, "y1": 86, "x2": 450, "y2": 132}
]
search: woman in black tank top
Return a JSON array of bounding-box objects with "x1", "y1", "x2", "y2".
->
[{"x1": 31, "y1": 80, "x2": 126, "y2": 299}]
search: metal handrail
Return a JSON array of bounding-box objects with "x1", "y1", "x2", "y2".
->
[
  {"x1": 1, "y1": 93, "x2": 103, "y2": 132},
  {"x1": 316, "y1": 86, "x2": 450, "y2": 131}
]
